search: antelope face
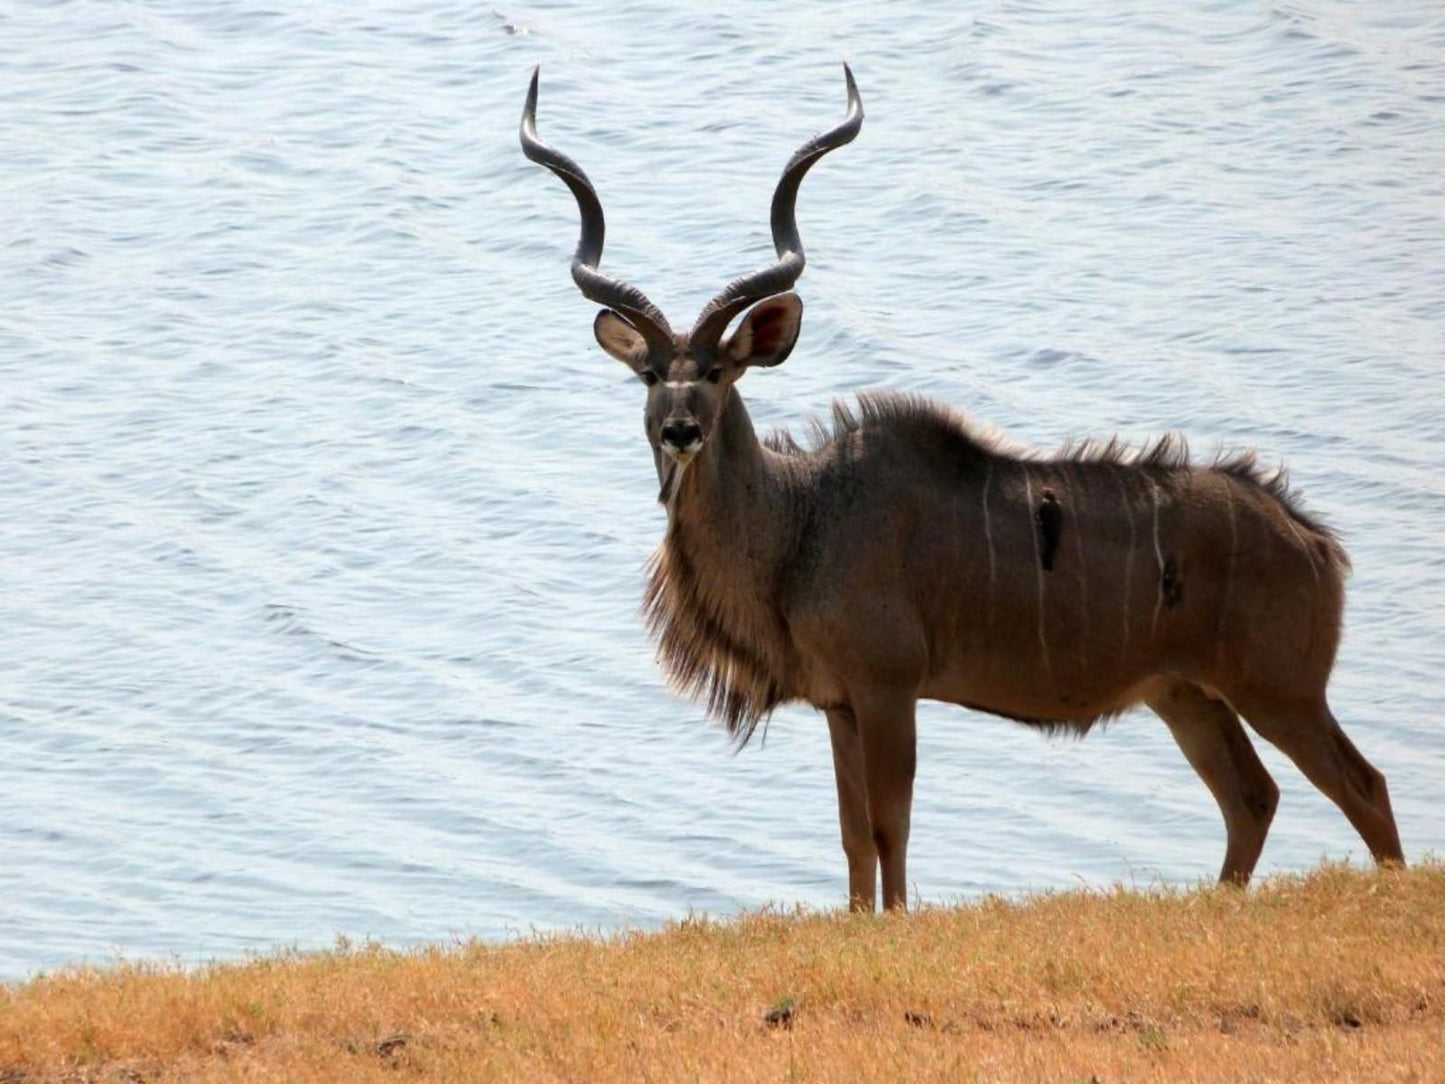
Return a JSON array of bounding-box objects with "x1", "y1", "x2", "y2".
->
[
  {"x1": 640, "y1": 353, "x2": 730, "y2": 465},
  {"x1": 593, "y1": 294, "x2": 805, "y2": 465},
  {"x1": 521, "y1": 62, "x2": 858, "y2": 471}
]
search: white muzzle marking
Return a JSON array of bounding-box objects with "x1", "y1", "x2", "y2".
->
[{"x1": 661, "y1": 438, "x2": 703, "y2": 465}]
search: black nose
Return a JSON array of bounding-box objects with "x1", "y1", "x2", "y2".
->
[{"x1": 661, "y1": 420, "x2": 702, "y2": 449}]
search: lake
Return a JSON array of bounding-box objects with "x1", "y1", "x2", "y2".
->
[{"x1": 1, "y1": 0, "x2": 1442, "y2": 977}]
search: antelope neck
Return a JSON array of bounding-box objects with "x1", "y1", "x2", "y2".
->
[
  {"x1": 666, "y1": 386, "x2": 794, "y2": 603},
  {"x1": 671, "y1": 386, "x2": 771, "y2": 518}
]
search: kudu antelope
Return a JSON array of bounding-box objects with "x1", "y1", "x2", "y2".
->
[{"x1": 520, "y1": 65, "x2": 1404, "y2": 911}]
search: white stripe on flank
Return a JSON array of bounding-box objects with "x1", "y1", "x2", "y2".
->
[
  {"x1": 1114, "y1": 468, "x2": 1135, "y2": 658},
  {"x1": 1069, "y1": 466, "x2": 1089, "y2": 667},
  {"x1": 982, "y1": 462, "x2": 997, "y2": 631},
  {"x1": 1024, "y1": 470, "x2": 1054, "y2": 685},
  {"x1": 1149, "y1": 479, "x2": 1165, "y2": 639},
  {"x1": 1283, "y1": 517, "x2": 1321, "y2": 583},
  {"x1": 1217, "y1": 478, "x2": 1237, "y2": 665},
  {"x1": 1283, "y1": 515, "x2": 1321, "y2": 664}
]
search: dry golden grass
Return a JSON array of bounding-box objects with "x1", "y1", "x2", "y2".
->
[{"x1": 2, "y1": 862, "x2": 1442, "y2": 1082}]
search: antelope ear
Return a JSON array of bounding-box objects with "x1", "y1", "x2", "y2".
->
[
  {"x1": 593, "y1": 309, "x2": 649, "y2": 371},
  {"x1": 725, "y1": 293, "x2": 803, "y2": 368}
]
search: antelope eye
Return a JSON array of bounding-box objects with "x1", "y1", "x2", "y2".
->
[
  {"x1": 640, "y1": 371, "x2": 659, "y2": 387},
  {"x1": 705, "y1": 368, "x2": 724, "y2": 384}
]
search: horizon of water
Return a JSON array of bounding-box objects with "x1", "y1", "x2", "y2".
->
[{"x1": 1, "y1": 1, "x2": 1442, "y2": 978}]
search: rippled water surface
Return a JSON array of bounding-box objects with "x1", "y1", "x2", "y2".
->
[{"x1": 3, "y1": 1, "x2": 1443, "y2": 976}]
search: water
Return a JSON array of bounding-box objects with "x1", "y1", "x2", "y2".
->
[{"x1": 2, "y1": 1, "x2": 1442, "y2": 978}]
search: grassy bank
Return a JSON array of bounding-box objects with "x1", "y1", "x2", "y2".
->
[{"x1": 2, "y1": 863, "x2": 1441, "y2": 1082}]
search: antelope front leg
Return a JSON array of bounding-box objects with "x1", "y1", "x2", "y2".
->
[
  {"x1": 854, "y1": 690, "x2": 918, "y2": 912},
  {"x1": 826, "y1": 707, "x2": 877, "y2": 911}
]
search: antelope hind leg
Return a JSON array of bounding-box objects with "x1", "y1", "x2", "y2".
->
[
  {"x1": 1146, "y1": 679, "x2": 1279, "y2": 885},
  {"x1": 826, "y1": 707, "x2": 878, "y2": 912},
  {"x1": 853, "y1": 689, "x2": 918, "y2": 912},
  {"x1": 1235, "y1": 692, "x2": 1405, "y2": 867}
]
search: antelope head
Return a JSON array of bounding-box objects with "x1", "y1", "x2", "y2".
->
[{"x1": 520, "y1": 65, "x2": 863, "y2": 474}]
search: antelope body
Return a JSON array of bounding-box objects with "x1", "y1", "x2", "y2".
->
[{"x1": 521, "y1": 66, "x2": 1404, "y2": 911}]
